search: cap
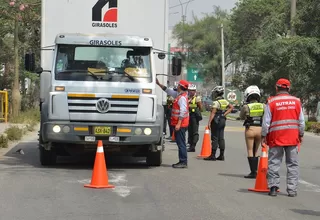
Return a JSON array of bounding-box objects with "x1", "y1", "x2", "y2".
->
[
  {"x1": 178, "y1": 80, "x2": 189, "y2": 89},
  {"x1": 276, "y1": 78, "x2": 290, "y2": 89}
]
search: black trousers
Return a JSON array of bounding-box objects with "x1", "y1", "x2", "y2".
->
[
  {"x1": 163, "y1": 105, "x2": 168, "y2": 135},
  {"x1": 210, "y1": 116, "x2": 226, "y2": 151},
  {"x1": 188, "y1": 116, "x2": 199, "y2": 147}
]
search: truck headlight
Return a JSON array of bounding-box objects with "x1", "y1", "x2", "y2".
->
[
  {"x1": 135, "y1": 128, "x2": 142, "y2": 135},
  {"x1": 144, "y1": 128, "x2": 152, "y2": 135},
  {"x1": 53, "y1": 125, "x2": 61, "y2": 133},
  {"x1": 62, "y1": 126, "x2": 70, "y2": 133}
]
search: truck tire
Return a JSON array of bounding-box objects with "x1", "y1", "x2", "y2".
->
[
  {"x1": 39, "y1": 133, "x2": 56, "y2": 166},
  {"x1": 39, "y1": 146, "x2": 57, "y2": 166},
  {"x1": 146, "y1": 150, "x2": 162, "y2": 166}
]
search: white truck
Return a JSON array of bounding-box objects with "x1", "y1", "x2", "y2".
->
[{"x1": 24, "y1": 0, "x2": 182, "y2": 166}]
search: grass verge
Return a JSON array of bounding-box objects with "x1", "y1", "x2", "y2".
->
[
  {"x1": 305, "y1": 121, "x2": 320, "y2": 135},
  {"x1": 0, "y1": 108, "x2": 39, "y2": 149}
]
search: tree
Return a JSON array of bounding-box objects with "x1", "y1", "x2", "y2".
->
[
  {"x1": 228, "y1": 0, "x2": 320, "y2": 114},
  {"x1": 172, "y1": 6, "x2": 230, "y2": 86},
  {"x1": 0, "y1": 0, "x2": 40, "y2": 117}
]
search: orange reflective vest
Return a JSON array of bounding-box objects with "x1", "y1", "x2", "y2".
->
[
  {"x1": 267, "y1": 94, "x2": 302, "y2": 147},
  {"x1": 171, "y1": 92, "x2": 189, "y2": 127}
]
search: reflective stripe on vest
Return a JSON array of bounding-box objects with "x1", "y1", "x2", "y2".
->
[
  {"x1": 216, "y1": 99, "x2": 228, "y2": 114},
  {"x1": 248, "y1": 103, "x2": 264, "y2": 117},
  {"x1": 247, "y1": 102, "x2": 264, "y2": 126},
  {"x1": 217, "y1": 99, "x2": 228, "y2": 110},
  {"x1": 189, "y1": 97, "x2": 197, "y2": 112},
  {"x1": 171, "y1": 92, "x2": 189, "y2": 127},
  {"x1": 267, "y1": 94, "x2": 301, "y2": 147}
]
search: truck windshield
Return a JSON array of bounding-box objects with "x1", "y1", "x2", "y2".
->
[{"x1": 54, "y1": 45, "x2": 152, "y2": 83}]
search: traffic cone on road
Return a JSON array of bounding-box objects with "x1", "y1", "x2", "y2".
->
[
  {"x1": 197, "y1": 126, "x2": 211, "y2": 158},
  {"x1": 248, "y1": 144, "x2": 271, "y2": 192},
  {"x1": 84, "y1": 140, "x2": 115, "y2": 189}
]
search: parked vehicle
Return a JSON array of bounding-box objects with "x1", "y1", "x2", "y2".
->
[{"x1": 23, "y1": 0, "x2": 178, "y2": 167}]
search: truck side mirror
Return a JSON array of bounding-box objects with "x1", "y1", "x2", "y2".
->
[
  {"x1": 171, "y1": 57, "x2": 182, "y2": 76},
  {"x1": 158, "y1": 52, "x2": 166, "y2": 60},
  {"x1": 35, "y1": 67, "x2": 44, "y2": 74},
  {"x1": 24, "y1": 53, "x2": 35, "y2": 72}
]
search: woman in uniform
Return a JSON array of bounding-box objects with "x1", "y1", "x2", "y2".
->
[{"x1": 240, "y1": 85, "x2": 265, "y2": 178}]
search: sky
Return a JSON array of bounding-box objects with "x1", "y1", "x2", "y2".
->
[{"x1": 169, "y1": 0, "x2": 238, "y2": 29}]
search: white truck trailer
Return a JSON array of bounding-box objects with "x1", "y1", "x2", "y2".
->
[{"x1": 24, "y1": 0, "x2": 182, "y2": 166}]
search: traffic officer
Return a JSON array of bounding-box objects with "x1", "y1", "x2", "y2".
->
[
  {"x1": 262, "y1": 78, "x2": 305, "y2": 197},
  {"x1": 166, "y1": 93, "x2": 175, "y2": 139},
  {"x1": 204, "y1": 86, "x2": 234, "y2": 161},
  {"x1": 156, "y1": 78, "x2": 190, "y2": 168},
  {"x1": 187, "y1": 84, "x2": 203, "y2": 152},
  {"x1": 240, "y1": 85, "x2": 265, "y2": 179}
]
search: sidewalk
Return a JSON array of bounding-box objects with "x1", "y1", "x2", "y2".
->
[{"x1": 0, "y1": 123, "x2": 27, "y2": 135}]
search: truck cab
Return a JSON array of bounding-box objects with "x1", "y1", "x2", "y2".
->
[{"x1": 24, "y1": 33, "x2": 179, "y2": 166}]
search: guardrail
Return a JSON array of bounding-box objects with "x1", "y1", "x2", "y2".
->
[{"x1": 0, "y1": 90, "x2": 8, "y2": 123}]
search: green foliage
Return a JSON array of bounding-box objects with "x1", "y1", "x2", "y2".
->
[
  {"x1": 5, "y1": 126, "x2": 23, "y2": 141},
  {"x1": 228, "y1": 0, "x2": 320, "y2": 113},
  {"x1": 0, "y1": 0, "x2": 41, "y2": 114},
  {"x1": 305, "y1": 121, "x2": 320, "y2": 134},
  {"x1": 0, "y1": 134, "x2": 9, "y2": 148},
  {"x1": 9, "y1": 107, "x2": 40, "y2": 124},
  {"x1": 172, "y1": 6, "x2": 230, "y2": 85}
]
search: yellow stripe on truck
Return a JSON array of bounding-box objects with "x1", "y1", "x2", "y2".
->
[
  {"x1": 68, "y1": 93, "x2": 96, "y2": 98},
  {"x1": 111, "y1": 94, "x2": 139, "y2": 99}
]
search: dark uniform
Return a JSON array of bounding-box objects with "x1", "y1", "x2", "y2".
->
[
  {"x1": 205, "y1": 96, "x2": 231, "y2": 161},
  {"x1": 187, "y1": 96, "x2": 202, "y2": 152},
  {"x1": 166, "y1": 96, "x2": 174, "y2": 138}
]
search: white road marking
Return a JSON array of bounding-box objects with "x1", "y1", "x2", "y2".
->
[
  {"x1": 109, "y1": 173, "x2": 135, "y2": 198},
  {"x1": 281, "y1": 176, "x2": 320, "y2": 193},
  {"x1": 69, "y1": 173, "x2": 136, "y2": 197},
  {"x1": 299, "y1": 179, "x2": 320, "y2": 193}
]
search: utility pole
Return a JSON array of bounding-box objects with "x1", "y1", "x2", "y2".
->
[
  {"x1": 178, "y1": 0, "x2": 193, "y2": 80},
  {"x1": 290, "y1": 0, "x2": 297, "y2": 36},
  {"x1": 220, "y1": 23, "x2": 225, "y2": 98}
]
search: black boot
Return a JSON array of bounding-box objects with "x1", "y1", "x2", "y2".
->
[
  {"x1": 244, "y1": 157, "x2": 257, "y2": 179},
  {"x1": 204, "y1": 150, "x2": 216, "y2": 161},
  {"x1": 187, "y1": 144, "x2": 196, "y2": 152},
  {"x1": 269, "y1": 186, "x2": 278, "y2": 196},
  {"x1": 216, "y1": 149, "x2": 225, "y2": 161}
]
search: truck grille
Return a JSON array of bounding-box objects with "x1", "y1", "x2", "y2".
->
[{"x1": 67, "y1": 97, "x2": 139, "y2": 114}]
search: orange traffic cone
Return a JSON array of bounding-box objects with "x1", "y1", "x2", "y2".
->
[
  {"x1": 171, "y1": 130, "x2": 175, "y2": 141},
  {"x1": 197, "y1": 126, "x2": 212, "y2": 158},
  {"x1": 84, "y1": 140, "x2": 115, "y2": 189},
  {"x1": 248, "y1": 144, "x2": 270, "y2": 192}
]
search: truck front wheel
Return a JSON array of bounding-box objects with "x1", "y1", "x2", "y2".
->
[
  {"x1": 39, "y1": 146, "x2": 57, "y2": 166},
  {"x1": 39, "y1": 134, "x2": 57, "y2": 166},
  {"x1": 146, "y1": 150, "x2": 162, "y2": 166}
]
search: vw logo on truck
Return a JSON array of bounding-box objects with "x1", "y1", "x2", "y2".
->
[{"x1": 96, "y1": 98, "x2": 110, "y2": 113}]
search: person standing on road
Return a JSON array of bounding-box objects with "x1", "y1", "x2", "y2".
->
[
  {"x1": 165, "y1": 93, "x2": 175, "y2": 139},
  {"x1": 240, "y1": 85, "x2": 265, "y2": 179},
  {"x1": 187, "y1": 84, "x2": 203, "y2": 152},
  {"x1": 156, "y1": 78, "x2": 190, "y2": 168},
  {"x1": 204, "y1": 86, "x2": 234, "y2": 161},
  {"x1": 262, "y1": 78, "x2": 305, "y2": 197}
]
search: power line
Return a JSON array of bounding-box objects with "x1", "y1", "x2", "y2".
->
[{"x1": 169, "y1": 0, "x2": 195, "y2": 9}]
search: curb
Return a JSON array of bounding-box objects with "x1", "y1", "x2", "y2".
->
[{"x1": 0, "y1": 123, "x2": 40, "y2": 157}]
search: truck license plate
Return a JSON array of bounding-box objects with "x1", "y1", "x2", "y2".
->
[
  {"x1": 109, "y1": 136, "x2": 120, "y2": 142},
  {"x1": 94, "y1": 126, "x2": 112, "y2": 135},
  {"x1": 85, "y1": 136, "x2": 96, "y2": 142}
]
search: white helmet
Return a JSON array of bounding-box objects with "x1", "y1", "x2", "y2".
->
[
  {"x1": 244, "y1": 85, "x2": 261, "y2": 102},
  {"x1": 188, "y1": 84, "x2": 196, "y2": 90},
  {"x1": 212, "y1": 86, "x2": 224, "y2": 94}
]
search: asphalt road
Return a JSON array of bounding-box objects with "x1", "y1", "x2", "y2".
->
[{"x1": 0, "y1": 118, "x2": 319, "y2": 220}]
